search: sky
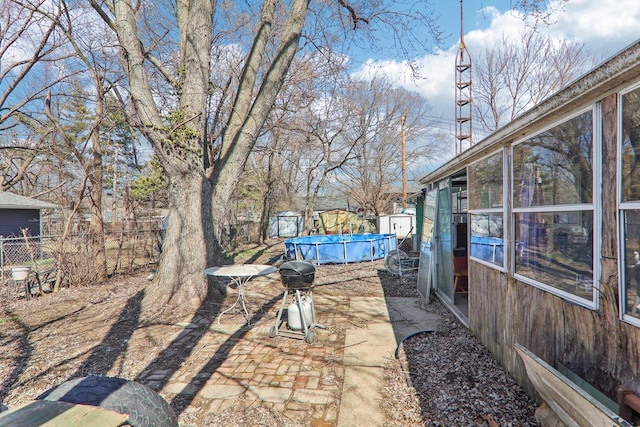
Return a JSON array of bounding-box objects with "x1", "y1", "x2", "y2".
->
[{"x1": 352, "y1": 0, "x2": 640, "y2": 142}]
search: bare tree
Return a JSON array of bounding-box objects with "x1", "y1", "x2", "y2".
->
[
  {"x1": 335, "y1": 76, "x2": 439, "y2": 217},
  {"x1": 278, "y1": 54, "x2": 362, "y2": 235},
  {"x1": 2, "y1": 0, "x2": 559, "y2": 316},
  {"x1": 13, "y1": 0, "x2": 132, "y2": 282},
  {"x1": 77, "y1": 0, "x2": 315, "y2": 312},
  {"x1": 0, "y1": 0, "x2": 66, "y2": 127},
  {"x1": 234, "y1": 52, "x2": 326, "y2": 242},
  {"x1": 473, "y1": 28, "x2": 595, "y2": 135},
  {"x1": 43, "y1": 77, "x2": 111, "y2": 281},
  {"x1": 0, "y1": 144, "x2": 39, "y2": 192},
  {"x1": 250, "y1": 124, "x2": 299, "y2": 243},
  {"x1": 510, "y1": 0, "x2": 569, "y2": 27},
  {"x1": 75, "y1": 0, "x2": 448, "y2": 315},
  {"x1": 0, "y1": 0, "x2": 69, "y2": 193}
]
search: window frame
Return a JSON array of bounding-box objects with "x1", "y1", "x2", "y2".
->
[
  {"x1": 511, "y1": 106, "x2": 600, "y2": 310},
  {"x1": 617, "y1": 82, "x2": 640, "y2": 327},
  {"x1": 468, "y1": 149, "x2": 507, "y2": 271}
]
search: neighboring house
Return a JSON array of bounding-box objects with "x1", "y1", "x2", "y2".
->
[
  {"x1": 0, "y1": 191, "x2": 58, "y2": 237},
  {"x1": 414, "y1": 40, "x2": 640, "y2": 424}
]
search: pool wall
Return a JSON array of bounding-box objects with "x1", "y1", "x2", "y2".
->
[
  {"x1": 470, "y1": 236, "x2": 504, "y2": 265},
  {"x1": 284, "y1": 233, "x2": 397, "y2": 264}
]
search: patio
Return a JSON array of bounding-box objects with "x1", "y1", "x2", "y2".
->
[{"x1": 148, "y1": 260, "x2": 440, "y2": 426}]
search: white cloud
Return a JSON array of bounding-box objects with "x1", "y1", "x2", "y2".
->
[
  {"x1": 352, "y1": 1, "x2": 640, "y2": 124},
  {"x1": 352, "y1": 49, "x2": 456, "y2": 122},
  {"x1": 549, "y1": 0, "x2": 640, "y2": 56},
  {"x1": 351, "y1": 6, "x2": 531, "y2": 127}
]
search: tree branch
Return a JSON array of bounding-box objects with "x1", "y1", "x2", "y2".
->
[{"x1": 337, "y1": 0, "x2": 369, "y2": 30}]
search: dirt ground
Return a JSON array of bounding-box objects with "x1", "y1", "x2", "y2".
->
[{"x1": 0, "y1": 240, "x2": 538, "y2": 426}]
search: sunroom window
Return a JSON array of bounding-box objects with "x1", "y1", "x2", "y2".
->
[
  {"x1": 619, "y1": 85, "x2": 640, "y2": 325},
  {"x1": 469, "y1": 150, "x2": 505, "y2": 268},
  {"x1": 512, "y1": 110, "x2": 596, "y2": 307}
]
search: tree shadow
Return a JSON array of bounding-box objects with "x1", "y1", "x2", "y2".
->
[
  {"x1": 1, "y1": 259, "x2": 281, "y2": 419},
  {"x1": 0, "y1": 310, "x2": 32, "y2": 404},
  {"x1": 166, "y1": 294, "x2": 281, "y2": 415},
  {"x1": 0, "y1": 305, "x2": 89, "y2": 403},
  {"x1": 227, "y1": 241, "x2": 285, "y2": 265},
  {"x1": 125, "y1": 262, "x2": 281, "y2": 416},
  {"x1": 131, "y1": 285, "x2": 220, "y2": 392},
  {"x1": 70, "y1": 289, "x2": 146, "y2": 378}
]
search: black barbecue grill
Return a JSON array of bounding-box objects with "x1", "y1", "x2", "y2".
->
[
  {"x1": 279, "y1": 261, "x2": 315, "y2": 288},
  {"x1": 269, "y1": 261, "x2": 324, "y2": 343}
]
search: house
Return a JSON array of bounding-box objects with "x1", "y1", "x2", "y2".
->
[
  {"x1": 0, "y1": 191, "x2": 58, "y2": 237},
  {"x1": 414, "y1": 40, "x2": 640, "y2": 424}
]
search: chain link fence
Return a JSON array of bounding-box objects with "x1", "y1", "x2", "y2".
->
[
  {"x1": 0, "y1": 220, "x2": 261, "y2": 302},
  {"x1": 1, "y1": 231, "x2": 160, "y2": 301}
]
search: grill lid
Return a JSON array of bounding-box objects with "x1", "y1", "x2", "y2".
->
[{"x1": 279, "y1": 260, "x2": 316, "y2": 276}]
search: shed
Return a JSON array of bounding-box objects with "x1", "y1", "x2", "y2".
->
[
  {"x1": 377, "y1": 214, "x2": 415, "y2": 237},
  {"x1": 317, "y1": 209, "x2": 361, "y2": 234},
  {"x1": 378, "y1": 213, "x2": 417, "y2": 252},
  {"x1": 0, "y1": 191, "x2": 58, "y2": 237},
  {"x1": 268, "y1": 211, "x2": 304, "y2": 238}
]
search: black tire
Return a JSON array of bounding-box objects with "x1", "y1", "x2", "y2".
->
[{"x1": 37, "y1": 376, "x2": 178, "y2": 427}]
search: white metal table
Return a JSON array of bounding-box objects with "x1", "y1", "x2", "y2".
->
[{"x1": 205, "y1": 264, "x2": 277, "y2": 323}]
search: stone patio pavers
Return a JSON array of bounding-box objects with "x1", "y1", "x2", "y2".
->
[
  {"x1": 136, "y1": 279, "x2": 347, "y2": 425},
  {"x1": 135, "y1": 273, "x2": 441, "y2": 426}
]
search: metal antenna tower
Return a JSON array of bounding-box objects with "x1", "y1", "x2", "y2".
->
[{"x1": 455, "y1": 0, "x2": 472, "y2": 154}]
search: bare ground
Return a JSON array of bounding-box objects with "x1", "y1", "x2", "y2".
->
[{"x1": 0, "y1": 240, "x2": 539, "y2": 426}]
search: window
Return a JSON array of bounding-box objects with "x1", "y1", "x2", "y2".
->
[
  {"x1": 469, "y1": 150, "x2": 505, "y2": 268},
  {"x1": 619, "y1": 85, "x2": 640, "y2": 325},
  {"x1": 512, "y1": 110, "x2": 596, "y2": 307}
]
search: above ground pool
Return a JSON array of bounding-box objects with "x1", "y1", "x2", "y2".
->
[
  {"x1": 284, "y1": 233, "x2": 397, "y2": 264},
  {"x1": 470, "y1": 236, "x2": 504, "y2": 265}
]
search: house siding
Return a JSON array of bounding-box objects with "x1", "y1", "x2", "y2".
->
[
  {"x1": 463, "y1": 92, "x2": 640, "y2": 401},
  {"x1": 0, "y1": 209, "x2": 40, "y2": 237}
]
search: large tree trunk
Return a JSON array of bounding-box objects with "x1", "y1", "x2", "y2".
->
[
  {"x1": 260, "y1": 192, "x2": 271, "y2": 242},
  {"x1": 98, "y1": 0, "x2": 310, "y2": 318},
  {"x1": 259, "y1": 151, "x2": 276, "y2": 242},
  {"x1": 89, "y1": 181, "x2": 107, "y2": 281},
  {"x1": 148, "y1": 172, "x2": 216, "y2": 311}
]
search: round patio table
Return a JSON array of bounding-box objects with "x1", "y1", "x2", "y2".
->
[{"x1": 205, "y1": 264, "x2": 277, "y2": 324}]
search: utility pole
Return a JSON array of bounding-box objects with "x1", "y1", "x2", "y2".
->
[{"x1": 401, "y1": 115, "x2": 407, "y2": 208}]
